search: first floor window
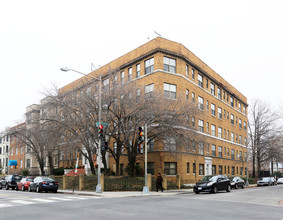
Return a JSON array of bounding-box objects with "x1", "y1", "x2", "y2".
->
[
  {"x1": 164, "y1": 162, "x2": 177, "y2": 175},
  {"x1": 212, "y1": 165, "x2": 216, "y2": 175},
  {"x1": 199, "y1": 164, "x2": 204, "y2": 175},
  {"x1": 219, "y1": 165, "x2": 223, "y2": 174},
  {"x1": 147, "y1": 162, "x2": 154, "y2": 175},
  {"x1": 187, "y1": 163, "x2": 190, "y2": 173},
  {"x1": 26, "y1": 159, "x2": 31, "y2": 168}
]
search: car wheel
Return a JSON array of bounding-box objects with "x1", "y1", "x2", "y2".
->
[
  {"x1": 22, "y1": 185, "x2": 25, "y2": 191},
  {"x1": 241, "y1": 184, "x2": 245, "y2": 189},
  {"x1": 15, "y1": 186, "x2": 18, "y2": 191},
  {"x1": 36, "y1": 186, "x2": 41, "y2": 193},
  {"x1": 28, "y1": 186, "x2": 32, "y2": 192},
  {"x1": 211, "y1": 185, "x2": 217, "y2": 193},
  {"x1": 194, "y1": 191, "x2": 199, "y2": 194},
  {"x1": 227, "y1": 184, "x2": 231, "y2": 192},
  {"x1": 235, "y1": 184, "x2": 238, "y2": 189},
  {"x1": 5, "y1": 184, "x2": 9, "y2": 190},
  {"x1": 53, "y1": 189, "x2": 57, "y2": 193}
]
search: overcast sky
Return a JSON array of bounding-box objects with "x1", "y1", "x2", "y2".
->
[{"x1": 1, "y1": 0, "x2": 282, "y2": 132}]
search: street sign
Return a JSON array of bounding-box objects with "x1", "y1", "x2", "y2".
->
[{"x1": 96, "y1": 122, "x2": 109, "y2": 127}]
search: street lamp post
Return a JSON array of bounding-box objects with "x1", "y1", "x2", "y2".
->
[{"x1": 60, "y1": 67, "x2": 103, "y2": 193}]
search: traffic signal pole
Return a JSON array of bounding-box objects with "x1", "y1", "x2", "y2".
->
[{"x1": 143, "y1": 124, "x2": 149, "y2": 194}]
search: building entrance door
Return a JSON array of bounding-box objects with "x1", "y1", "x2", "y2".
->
[{"x1": 205, "y1": 157, "x2": 212, "y2": 176}]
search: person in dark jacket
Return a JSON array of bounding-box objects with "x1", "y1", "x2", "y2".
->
[{"x1": 156, "y1": 173, "x2": 163, "y2": 192}]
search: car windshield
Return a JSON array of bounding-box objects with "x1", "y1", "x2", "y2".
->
[
  {"x1": 26, "y1": 178, "x2": 34, "y2": 181},
  {"x1": 229, "y1": 177, "x2": 236, "y2": 181},
  {"x1": 201, "y1": 176, "x2": 218, "y2": 182},
  {"x1": 41, "y1": 177, "x2": 54, "y2": 181},
  {"x1": 262, "y1": 177, "x2": 270, "y2": 181}
]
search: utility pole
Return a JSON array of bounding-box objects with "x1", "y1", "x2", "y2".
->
[{"x1": 143, "y1": 124, "x2": 149, "y2": 194}]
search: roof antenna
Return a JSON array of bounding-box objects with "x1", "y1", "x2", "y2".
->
[{"x1": 154, "y1": 31, "x2": 162, "y2": 37}]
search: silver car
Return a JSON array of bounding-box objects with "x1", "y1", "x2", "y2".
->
[{"x1": 257, "y1": 177, "x2": 273, "y2": 186}]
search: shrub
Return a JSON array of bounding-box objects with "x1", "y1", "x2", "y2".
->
[
  {"x1": 53, "y1": 167, "x2": 65, "y2": 175},
  {"x1": 21, "y1": 169, "x2": 29, "y2": 176}
]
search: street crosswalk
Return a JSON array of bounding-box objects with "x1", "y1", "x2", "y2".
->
[{"x1": 0, "y1": 195, "x2": 100, "y2": 209}]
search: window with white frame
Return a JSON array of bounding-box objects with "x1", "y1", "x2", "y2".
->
[
  {"x1": 198, "y1": 96, "x2": 204, "y2": 110},
  {"x1": 136, "y1": 89, "x2": 141, "y2": 103},
  {"x1": 136, "y1": 64, "x2": 140, "y2": 78},
  {"x1": 218, "y1": 107, "x2": 222, "y2": 119},
  {"x1": 206, "y1": 100, "x2": 209, "y2": 110},
  {"x1": 199, "y1": 164, "x2": 204, "y2": 175},
  {"x1": 192, "y1": 116, "x2": 195, "y2": 127},
  {"x1": 211, "y1": 103, "x2": 216, "y2": 116},
  {"x1": 163, "y1": 57, "x2": 176, "y2": 73},
  {"x1": 192, "y1": 92, "x2": 195, "y2": 103},
  {"x1": 231, "y1": 149, "x2": 235, "y2": 160},
  {"x1": 239, "y1": 119, "x2": 242, "y2": 128},
  {"x1": 128, "y1": 67, "x2": 132, "y2": 81},
  {"x1": 164, "y1": 83, "x2": 176, "y2": 99},
  {"x1": 217, "y1": 87, "x2": 222, "y2": 99},
  {"x1": 198, "y1": 74, "x2": 203, "y2": 88},
  {"x1": 206, "y1": 122, "x2": 209, "y2": 133},
  {"x1": 211, "y1": 124, "x2": 216, "y2": 136},
  {"x1": 218, "y1": 127, "x2": 222, "y2": 138},
  {"x1": 244, "y1": 121, "x2": 247, "y2": 130},
  {"x1": 218, "y1": 146, "x2": 222, "y2": 157},
  {"x1": 198, "y1": 119, "x2": 204, "y2": 132},
  {"x1": 239, "y1": 102, "x2": 241, "y2": 111},
  {"x1": 198, "y1": 142, "x2": 204, "y2": 155},
  {"x1": 231, "y1": 114, "x2": 234, "y2": 125},
  {"x1": 186, "y1": 89, "x2": 189, "y2": 100},
  {"x1": 230, "y1": 97, "x2": 234, "y2": 107},
  {"x1": 164, "y1": 162, "x2": 177, "y2": 175},
  {"x1": 145, "y1": 84, "x2": 154, "y2": 99},
  {"x1": 211, "y1": 83, "x2": 215, "y2": 95},
  {"x1": 192, "y1": 69, "x2": 195, "y2": 79},
  {"x1": 211, "y1": 145, "x2": 216, "y2": 156},
  {"x1": 164, "y1": 137, "x2": 177, "y2": 151},
  {"x1": 231, "y1": 132, "x2": 234, "y2": 142},
  {"x1": 186, "y1": 64, "x2": 189, "y2": 76},
  {"x1": 145, "y1": 57, "x2": 154, "y2": 74},
  {"x1": 239, "y1": 135, "x2": 242, "y2": 144},
  {"x1": 121, "y1": 71, "x2": 125, "y2": 83}
]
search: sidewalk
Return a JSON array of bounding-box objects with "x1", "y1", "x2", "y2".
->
[{"x1": 58, "y1": 184, "x2": 257, "y2": 198}]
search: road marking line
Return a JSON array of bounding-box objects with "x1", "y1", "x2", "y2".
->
[
  {"x1": 32, "y1": 198, "x2": 56, "y2": 203},
  {"x1": 0, "y1": 204, "x2": 13, "y2": 208},
  {"x1": 11, "y1": 200, "x2": 35, "y2": 205},
  {"x1": 65, "y1": 196, "x2": 89, "y2": 200},
  {"x1": 48, "y1": 197, "x2": 73, "y2": 201}
]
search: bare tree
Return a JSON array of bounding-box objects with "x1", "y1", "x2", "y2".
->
[{"x1": 248, "y1": 100, "x2": 278, "y2": 177}]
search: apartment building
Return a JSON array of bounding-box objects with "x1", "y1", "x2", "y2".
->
[
  {"x1": 0, "y1": 132, "x2": 10, "y2": 174},
  {"x1": 60, "y1": 37, "x2": 248, "y2": 183}
]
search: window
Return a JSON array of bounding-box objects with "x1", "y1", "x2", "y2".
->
[
  {"x1": 145, "y1": 57, "x2": 154, "y2": 74},
  {"x1": 198, "y1": 74, "x2": 203, "y2": 88},
  {"x1": 230, "y1": 97, "x2": 234, "y2": 107},
  {"x1": 198, "y1": 142, "x2": 204, "y2": 155},
  {"x1": 145, "y1": 84, "x2": 154, "y2": 99},
  {"x1": 186, "y1": 65, "x2": 189, "y2": 76},
  {"x1": 10, "y1": 147, "x2": 13, "y2": 155},
  {"x1": 232, "y1": 166, "x2": 235, "y2": 175},
  {"x1": 239, "y1": 118, "x2": 242, "y2": 129},
  {"x1": 239, "y1": 102, "x2": 242, "y2": 112},
  {"x1": 192, "y1": 69, "x2": 195, "y2": 79},
  {"x1": 218, "y1": 165, "x2": 222, "y2": 175},
  {"x1": 211, "y1": 83, "x2": 215, "y2": 95},
  {"x1": 148, "y1": 139, "x2": 154, "y2": 151},
  {"x1": 211, "y1": 103, "x2": 216, "y2": 116},
  {"x1": 231, "y1": 132, "x2": 234, "y2": 142},
  {"x1": 147, "y1": 162, "x2": 154, "y2": 175},
  {"x1": 206, "y1": 122, "x2": 209, "y2": 133},
  {"x1": 193, "y1": 163, "x2": 196, "y2": 174},
  {"x1": 231, "y1": 114, "x2": 234, "y2": 125},
  {"x1": 211, "y1": 124, "x2": 216, "y2": 136},
  {"x1": 231, "y1": 149, "x2": 235, "y2": 159},
  {"x1": 244, "y1": 122, "x2": 247, "y2": 130},
  {"x1": 164, "y1": 137, "x2": 176, "y2": 151},
  {"x1": 192, "y1": 116, "x2": 195, "y2": 127},
  {"x1": 218, "y1": 146, "x2": 222, "y2": 157},
  {"x1": 244, "y1": 106, "x2": 247, "y2": 115},
  {"x1": 26, "y1": 159, "x2": 30, "y2": 168},
  {"x1": 121, "y1": 71, "x2": 125, "y2": 83},
  {"x1": 187, "y1": 163, "x2": 190, "y2": 173},
  {"x1": 198, "y1": 96, "x2": 204, "y2": 110},
  {"x1": 199, "y1": 164, "x2": 204, "y2": 175},
  {"x1": 218, "y1": 107, "x2": 222, "y2": 119},
  {"x1": 207, "y1": 143, "x2": 210, "y2": 154},
  {"x1": 198, "y1": 120, "x2": 204, "y2": 132},
  {"x1": 244, "y1": 138, "x2": 247, "y2": 146},
  {"x1": 164, "y1": 83, "x2": 176, "y2": 99},
  {"x1": 218, "y1": 127, "x2": 222, "y2": 138},
  {"x1": 164, "y1": 162, "x2": 177, "y2": 175},
  {"x1": 206, "y1": 100, "x2": 209, "y2": 110},
  {"x1": 128, "y1": 67, "x2": 132, "y2": 81},
  {"x1": 211, "y1": 144, "x2": 216, "y2": 156},
  {"x1": 217, "y1": 88, "x2": 222, "y2": 99},
  {"x1": 136, "y1": 64, "x2": 140, "y2": 78},
  {"x1": 163, "y1": 57, "x2": 176, "y2": 73},
  {"x1": 136, "y1": 89, "x2": 141, "y2": 103},
  {"x1": 192, "y1": 92, "x2": 195, "y2": 103},
  {"x1": 186, "y1": 89, "x2": 189, "y2": 100},
  {"x1": 239, "y1": 135, "x2": 242, "y2": 144},
  {"x1": 212, "y1": 165, "x2": 216, "y2": 175},
  {"x1": 206, "y1": 79, "x2": 209, "y2": 89},
  {"x1": 113, "y1": 73, "x2": 118, "y2": 85},
  {"x1": 239, "y1": 151, "x2": 243, "y2": 161}
]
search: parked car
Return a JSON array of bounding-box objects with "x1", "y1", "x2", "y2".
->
[
  {"x1": 257, "y1": 177, "x2": 274, "y2": 186},
  {"x1": 16, "y1": 177, "x2": 35, "y2": 191},
  {"x1": 229, "y1": 176, "x2": 245, "y2": 189},
  {"x1": 193, "y1": 175, "x2": 231, "y2": 194},
  {"x1": 28, "y1": 177, "x2": 59, "y2": 193},
  {"x1": 270, "y1": 177, "x2": 277, "y2": 185},
  {"x1": 0, "y1": 175, "x2": 22, "y2": 190},
  {"x1": 277, "y1": 178, "x2": 283, "y2": 184}
]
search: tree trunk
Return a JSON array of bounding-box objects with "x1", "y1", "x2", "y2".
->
[
  {"x1": 128, "y1": 153, "x2": 137, "y2": 177},
  {"x1": 252, "y1": 150, "x2": 256, "y2": 178},
  {"x1": 115, "y1": 157, "x2": 120, "y2": 176},
  {"x1": 47, "y1": 155, "x2": 54, "y2": 175}
]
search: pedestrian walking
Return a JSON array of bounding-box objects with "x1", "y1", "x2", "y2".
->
[{"x1": 156, "y1": 173, "x2": 163, "y2": 192}]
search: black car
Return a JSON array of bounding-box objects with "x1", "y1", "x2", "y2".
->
[
  {"x1": 28, "y1": 177, "x2": 59, "y2": 193},
  {"x1": 193, "y1": 175, "x2": 231, "y2": 194},
  {"x1": 229, "y1": 176, "x2": 245, "y2": 189},
  {"x1": 0, "y1": 175, "x2": 22, "y2": 190}
]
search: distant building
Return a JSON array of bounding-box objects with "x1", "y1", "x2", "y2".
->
[{"x1": 0, "y1": 132, "x2": 10, "y2": 174}]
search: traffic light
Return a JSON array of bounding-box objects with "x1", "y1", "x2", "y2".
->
[
  {"x1": 138, "y1": 144, "x2": 143, "y2": 154},
  {"x1": 99, "y1": 124, "x2": 104, "y2": 139},
  {"x1": 138, "y1": 126, "x2": 144, "y2": 143}
]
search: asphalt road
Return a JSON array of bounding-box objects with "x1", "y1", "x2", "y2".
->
[{"x1": 0, "y1": 185, "x2": 283, "y2": 220}]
